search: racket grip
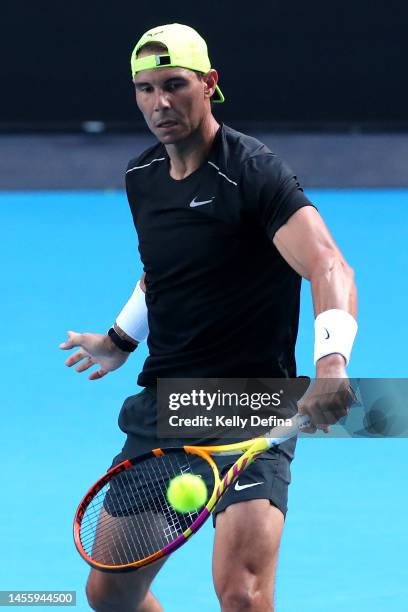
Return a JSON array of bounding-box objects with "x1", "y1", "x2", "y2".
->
[
  {"x1": 295, "y1": 413, "x2": 312, "y2": 429},
  {"x1": 266, "y1": 413, "x2": 311, "y2": 447}
]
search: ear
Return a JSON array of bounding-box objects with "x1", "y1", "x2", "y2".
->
[{"x1": 202, "y1": 69, "x2": 219, "y2": 100}]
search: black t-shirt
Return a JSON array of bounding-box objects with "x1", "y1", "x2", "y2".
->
[{"x1": 125, "y1": 124, "x2": 314, "y2": 387}]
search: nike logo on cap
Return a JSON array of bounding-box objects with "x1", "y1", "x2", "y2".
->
[
  {"x1": 190, "y1": 197, "x2": 214, "y2": 208},
  {"x1": 234, "y1": 481, "x2": 264, "y2": 491}
]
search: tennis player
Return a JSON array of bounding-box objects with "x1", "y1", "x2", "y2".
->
[{"x1": 61, "y1": 23, "x2": 357, "y2": 612}]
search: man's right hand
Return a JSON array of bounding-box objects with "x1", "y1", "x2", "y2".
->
[{"x1": 59, "y1": 331, "x2": 132, "y2": 380}]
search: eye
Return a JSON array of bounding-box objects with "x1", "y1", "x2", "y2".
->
[
  {"x1": 166, "y1": 81, "x2": 185, "y2": 92},
  {"x1": 136, "y1": 84, "x2": 153, "y2": 93}
]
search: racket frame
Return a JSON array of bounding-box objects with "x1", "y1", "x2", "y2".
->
[{"x1": 74, "y1": 415, "x2": 307, "y2": 572}]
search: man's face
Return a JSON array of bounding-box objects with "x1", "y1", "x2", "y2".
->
[{"x1": 133, "y1": 64, "x2": 214, "y2": 144}]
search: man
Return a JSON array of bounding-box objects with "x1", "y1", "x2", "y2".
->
[{"x1": 60, "y1": 23, "x2": 357, "y2": 612}]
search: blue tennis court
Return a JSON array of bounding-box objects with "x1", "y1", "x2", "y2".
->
[{"x1": 1, "y1": 189, "x2": 407, "y2": 610}]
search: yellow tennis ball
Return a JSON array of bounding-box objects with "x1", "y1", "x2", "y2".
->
[{"x1": 166, "y1": 474, "x2": 208, "y2": 513}]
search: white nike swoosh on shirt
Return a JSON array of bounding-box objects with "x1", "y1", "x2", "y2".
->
[
  {"x1": 189, "y1": 197, "x2": 215, "y2": 207},
  {"x1": 234, "y1": 481, "x2": 264, "y2": 491}
]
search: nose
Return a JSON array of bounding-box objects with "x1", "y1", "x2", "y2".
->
[{"x1": 153, "y1": 89, "x2": 171, "y2": 111}]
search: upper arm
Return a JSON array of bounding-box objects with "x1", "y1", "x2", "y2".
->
[{"x1": 273, "y1": 206, "x2": 345, "y2": 280}]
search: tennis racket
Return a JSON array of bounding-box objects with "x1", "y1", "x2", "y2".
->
[{"x1": 74, "y1": 413, "x2": 310, "y2": 572}]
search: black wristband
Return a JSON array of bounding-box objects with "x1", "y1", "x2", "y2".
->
[{"x1": 108, "y1": 327, "x2": 138, "y2": 353}]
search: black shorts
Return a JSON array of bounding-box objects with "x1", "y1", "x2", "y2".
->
[
  {"x1": 211, "y1": 448, "x2": 293, "y2": 524},
  {"x1": 109, "y1": 388, "x2": 297, "y2": 525}
]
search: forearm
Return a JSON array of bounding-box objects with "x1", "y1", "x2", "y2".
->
[
  {"x1": 273, "y1": 206, "x2": 358, "y2": 372},
  {"x1": 309, "y1": 251, "x2": 357, "y2": 366},
  {"x1": 310, "y1": 252, "x2": 357, "y2": 318}
]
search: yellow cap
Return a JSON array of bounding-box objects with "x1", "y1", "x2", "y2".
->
[{"x1": 130, "y1": 23, "x2": 225, "y2": 103}]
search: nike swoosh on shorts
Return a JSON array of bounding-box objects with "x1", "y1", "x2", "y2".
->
[{"x1": 234, "y1": 481, "x2": 264, "y2": 491}]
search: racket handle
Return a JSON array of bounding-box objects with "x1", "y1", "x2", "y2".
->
[
  {"x1": 266, "y1": 413, "x2": 311, "y2": 447},
  {"x1": 294, "y1": 413, "x2": 311, "y2": 430}
]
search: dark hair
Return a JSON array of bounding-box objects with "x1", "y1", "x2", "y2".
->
[{"x1": 136, "y1": 42, "x2": 169, "y2": 56}]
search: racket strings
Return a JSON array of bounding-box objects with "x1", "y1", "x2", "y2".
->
[{"x1": 79, "y1": 451, "x2": 213, "y2": 566}]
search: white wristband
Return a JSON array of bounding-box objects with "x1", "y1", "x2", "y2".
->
[
  {"x1": 314, "y1": 309, "x2": 357, "y2": 365},
  {"x1": 116, "y1": 281, "x2": 149, "y2": 342}
]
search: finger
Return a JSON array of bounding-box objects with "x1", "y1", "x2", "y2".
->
[
  {"x1": 334, "y1": 384, "x2": 359, "y2": 416},
  {"x1": 301, "y1": 402, "x2": 331, "y2": 431},
  {"x1": 300, "y1": 417, "x2": 327, "y2": 433},
  {"x1": 76, "y1": 357, "x2": 95, "y2": 373},
  {"x1": 88, "y1": 368, "x2": 108, "y2": 380},
  {"x1": 299, "y1": 405, "x2": 330, "y2": 432},
  {"x1": 319, "y1": 408, "x2": 342, "y2": 425},
  {"x1": 334, "y1": 384, "x2": 359, "y2": 412},
  {"x1": 65, "y1": 350, "x2": 90, "y2": 367},
  {"x1": 316, "y1": 398, "x2": 351, "y2": 428},
  {"x1": 59, "y1": 331, "x2": 83, "y2": 350},
  {"x1": 321, "y1": 402, "x2": 351, "y2": 423},
  {"x1": 300, "y1": 424, "x2": 317, "y2": 434},
  {"x1": 348, "y1": 385, "x2": 361, "y2": 406},
  {"x1": 311, "y1": 399, "x2": 345, "y2": 425},
  {"x1": 332, "y1": 407, "x2": 349, "y2": 421}
]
